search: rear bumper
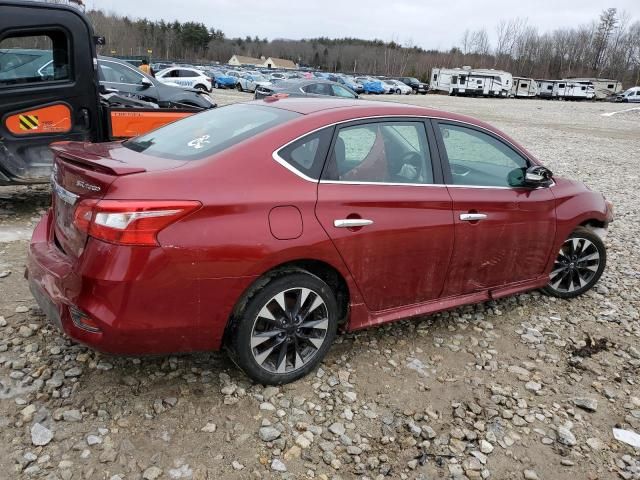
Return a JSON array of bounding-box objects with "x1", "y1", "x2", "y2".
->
[{"x1": 26, "y1": 210, "x2": 251, "y2": 355}]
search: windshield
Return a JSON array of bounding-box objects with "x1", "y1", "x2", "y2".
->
[
  {"x1": 124, "y1": 104, "x2": 300, "y2": 160},
  {"x1": 252, "y1": 74, "x2": 267, "y2": 81}
]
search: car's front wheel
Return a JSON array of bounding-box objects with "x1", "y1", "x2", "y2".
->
[
  {"x1": 226, "y1": 271, "x2": 338, "y2": 384},
  {"x1": 542, "y1": 227, "x2": 606, "y2": 298}
]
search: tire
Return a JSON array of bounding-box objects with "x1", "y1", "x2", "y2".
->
[
  {"x1": 226, "y1": 271, "x2": 338, "y2": 385},
  {"x1": 214, "y1": 82, "x2": 219, "y2": 89},
  {"x1": 395, "y1": 89, "x2": 401, "y2": 94},
  {"x1": 194, "y1": 84, "x2": 207, "y2": 92},
  {"x1": 542, "y1": 227, "x2": 606, "y2": 299},
  {"x1": 237, "y1": 83, "x2": 243, "y2": 92}
]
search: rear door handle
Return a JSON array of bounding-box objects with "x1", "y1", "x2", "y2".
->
[
  {"x1": 460, "y1": 213, "x2": 487, "y2": 221},
  {"x1": 334, "y1": 219, "x2": 374, "y2": 228}
]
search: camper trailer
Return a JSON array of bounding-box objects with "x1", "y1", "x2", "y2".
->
[
  {"x1": 535, "y1": 79, "x2": 595, "y2": 100},
  {"x1": 536, "y1": 79, "x2": 557, "y2": 99},
  {"x1": 566, "y1": 78, "x2": 623, "y2": 100},
  {"x1": 511, "y1": 77, "x2": 539, "y2": 98},
  {"x1": 431, "y1": 67, "x2": 512, "y2": 97},
  {"x1": 555, "y1": 81, "x2": 595, "y2": 100}
]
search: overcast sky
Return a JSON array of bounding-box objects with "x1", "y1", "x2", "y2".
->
[{"x1": 91, "y1": 1, "x2": 640, "y2": 50}]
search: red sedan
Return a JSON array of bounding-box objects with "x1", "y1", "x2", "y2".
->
[{"x1": 27, "y1": 98, "x2": 613, "y2": 384}]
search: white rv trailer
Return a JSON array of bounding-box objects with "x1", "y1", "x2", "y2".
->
[
  {"x1": 511, "y1": 77, "x2": 539, "y2": 98},
  {"x1": 566, "y1": 78, "x2": 623, "y2": 100},
  {"x1": 555, "y1": 81, "x2": 595, "y2": 100},
  {"x1": 431, "y1": 67, "x2": 512, "y2": 97},
  {"x1": 536, "y1": 79, "x2": 557, "y2": 99},
  {"x1": 535, "y1": 79, "x2": 595, "y2": 100}
]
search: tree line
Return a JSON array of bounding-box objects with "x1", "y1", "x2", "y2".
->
[{"x1": 87, "y1": 8, "x2": 640, "y2": 85}]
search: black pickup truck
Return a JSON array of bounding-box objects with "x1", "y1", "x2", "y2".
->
[{"x1": 0, "y1": 0, "x2": 213, "y2": 185}]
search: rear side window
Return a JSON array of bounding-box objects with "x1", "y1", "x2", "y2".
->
[
  {"x1": 0, "y1": 31, "x2": 69, "y2": 87},
  {"x1": 125, "y1": 104, "x2": 300, "y2": 160},
  {"x1": 277, "y1": 128, "x2": 333, "y2": 179}
]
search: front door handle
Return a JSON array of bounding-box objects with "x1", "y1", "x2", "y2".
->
[
  {"x1": 334, "y1": 219, "x2": 374, "y2": 228},
  {"x1": 460, "y1": 213, "x2": 487, "y2": 221}
]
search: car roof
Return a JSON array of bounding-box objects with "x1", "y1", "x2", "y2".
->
[{"x1": 248, "y1": 98, "x2": 533, "y2": 157}]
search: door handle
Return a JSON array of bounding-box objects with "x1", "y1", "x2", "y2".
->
[
  {"x1": 334, "y1": 219, "x2": 374, "y2": 228},
  {"x1": 104, "y1": 87, "x2": 119, "y2": 93},
  {"x1": 460, "y1": 213, "x2": 487, "y2": 221}
]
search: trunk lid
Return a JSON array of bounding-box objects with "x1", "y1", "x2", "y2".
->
[{"x1": 50, "y1": 141, "x2": 183, "y2": 258}]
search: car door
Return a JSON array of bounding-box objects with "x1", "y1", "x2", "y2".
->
[
  {"x1": 0, "y1": 4, "x2": 102, "y2": 184},
  {"x1": 179, "y1": 69, "x2": 198, "y2": 88},
  {"x1": 330, "y1": 84, "x2": 357, "y2": 98},
  {"x1": 433, "y1": 120, "x2": 557, "y2": 296},
  {"x1": 98, "y1": 59, "x2": 157, "y2": 102},
  {"x1": 315, "y1": 119, "x2": 455, "y2": 311}
]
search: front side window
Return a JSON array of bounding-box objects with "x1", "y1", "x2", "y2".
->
[
  {"x1": 323, "y1": 121, "x2": 433, "y2": 184},
  {"x1": 331, "y1": 84, "x2": 356, "y2": 98},
  {"x1": 125, "y1": 104, "x2": 300, "y2": 160},
  {"x1": 0, "y1": 31, "x2": 69, "y2": 86},
  {"x1": 438, "y1": 123, "x2": 528, "y2": 187},
  {"x1": 100, "y1": 61, "x2": 144, "y2": 84},
  {"x1": 277, "y1": 128, "x2": 333, "y2": 179}
]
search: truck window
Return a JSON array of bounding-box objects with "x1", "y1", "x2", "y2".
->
[{"x1": 0, "y1": 31, "x2": 70, "y2": 87}]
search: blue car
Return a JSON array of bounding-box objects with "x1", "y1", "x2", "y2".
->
[
  {"x1": 209, "y1": 70, "x2": 237, "y2": 89},
  {"x1": 355, "y1": 76, "x2": 385, "y2": 94}
]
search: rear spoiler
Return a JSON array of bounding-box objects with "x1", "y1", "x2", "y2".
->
[{"x1": 50, "y1": 142, "x2": 146, "y2": 176}]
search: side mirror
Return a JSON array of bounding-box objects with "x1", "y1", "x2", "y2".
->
[
  {"x1": 140, "y1": 77, "x2": 153, "y2": 88},
  {"x1": 524, "y1": 165, "x2": 553, "y2": 187}
]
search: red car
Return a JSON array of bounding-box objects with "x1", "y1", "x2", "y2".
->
[{"x1": 27, "y1": 98, "x2": 613, "y2": 384}]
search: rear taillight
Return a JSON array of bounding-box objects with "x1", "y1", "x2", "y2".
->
[{"x1": 73, "y1": 200, "x2": 201, "y2": 246}]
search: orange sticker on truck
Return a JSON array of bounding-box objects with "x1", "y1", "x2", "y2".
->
[{"x1": 5, "y1": 104, "x2": 72, "y2": 136}]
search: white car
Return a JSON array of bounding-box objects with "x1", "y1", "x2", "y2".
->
[
  {"x1": 616, "y1": 86, "x2": 640, "y2": 103},
  {"x1": 156, "y1": 67, "x2": 212, "y2": 92},
  {"x1": 385, "y1": 79, "x2": 413, "y2": 95},
  {"x1": 237, "y1": 73, "x2": 272, "y2": 93}
]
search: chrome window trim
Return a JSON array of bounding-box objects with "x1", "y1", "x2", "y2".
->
[{"x1": 272, "y1": 114, "x2": 540, "y2": 189}]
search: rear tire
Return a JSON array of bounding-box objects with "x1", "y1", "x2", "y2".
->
[
  {"x1": 226, "y1": 271, "x2": 338, "y2": 385},
  {"x1": 237, "y1": 83, "x2": 243, "y2": 92},
  {"x1": 542, "y1": 227, "x2": 606, "y2": 298},
  {"x1": 194, "y1": 84, "x2": 207, "y2": 92}
]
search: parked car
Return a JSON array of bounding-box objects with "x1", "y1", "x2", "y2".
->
[
  {"x1": 396, "y1": 76, "x2": 429, "y2": 94},
  {"x1": 385, "y1": 79, "x2": 413, "y2": 95},
  {"x1": 97, "y1": 57, "x2": 215, "y2": 109},
  {"x1": 209, "y1": 70, "x2": 237, "y2": 89},
  {"x1": 27, "y1": 98, "x2": 612, "y2": 384},
  {"x1": 355, "y1": 76, "x2": 386, "y2": 94},
  {"x1": 254, "y1": 79, "x2": 358, "y2": 99},
  {"x1": 614, "y1": 86, "x2": 640, "y2": 102},
  {"x1": 156, "y1": 66, "x2": 212, "y2": 92},
  {"x1": 335, "y1": 75, "x2": 364, "y2": 94},
  {"x1": 237, "y1": 73, "x2": 272, "y2": 93}
]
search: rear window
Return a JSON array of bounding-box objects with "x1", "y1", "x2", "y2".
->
[{"x1": 124, "y1": 104, "x2": 300, "y2": 160}]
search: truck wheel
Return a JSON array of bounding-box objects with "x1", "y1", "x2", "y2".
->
[{"x1": 226, "y1": 271, "x2": 338, "y2": 385}]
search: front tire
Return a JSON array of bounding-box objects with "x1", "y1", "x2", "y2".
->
[
  {"x1": 237, "y1": 83, "x2": 243, "y2": 92},
  {"x1": 226, "y1": 271, "x2": 338, "y2": 384},
  {"x1": 542, "y1": 227, "x2": 606, "y2": 298}
]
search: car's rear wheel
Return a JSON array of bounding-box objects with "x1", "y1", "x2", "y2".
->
[
  {"x1": 542, "y1": 227, "x2": 606, "y2": 298},
  {"x1": 237, "y1": 83, "x2": 243, "y2": 92},
  {"x1": 194, "y1": 84, "x2": 207, "y2": 92},
  {"x1": 226, "y1": 271, "x2": 338, "y2": 384}
]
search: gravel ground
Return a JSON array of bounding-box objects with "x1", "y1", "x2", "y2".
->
[{"x1": 1, "y1": 91, "x2": 639, "y2": 480}]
